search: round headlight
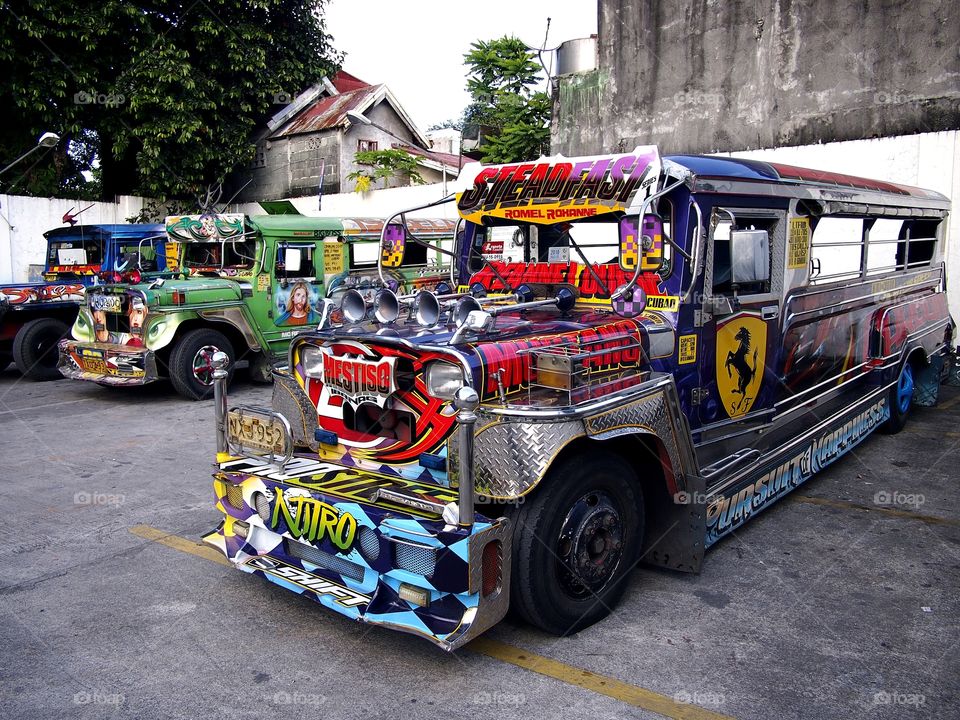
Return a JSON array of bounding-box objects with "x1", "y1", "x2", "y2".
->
[
  {"x1": 300, "y1": 345, "x2": 324, "y2": 378},
  {"x1": 425, "y1": 361, "x2": 465, "y2": 400}
]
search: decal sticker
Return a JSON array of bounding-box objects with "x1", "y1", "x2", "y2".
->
[
  {"x1": 547, "y1": 246, "x2": 569, "y2": 263},
  {"x1": 257, "y1": 274, "x2": 270, "y2": 292},
  {"x1": 244, "y1": 557, "x2": 369, "y2": 608},
  {"x1": 275, "y1": 280, "x2": 321, "y2": 326},
  {"x1": 318, "y1": 347, "x2": 396, "y2": 408},
  {"x1": 706, "y1": 398, "x2": 889, "y2": 543},
  {"x1": 457, "y1": 147, "x2": 660, "y2": 224},
  {"x1": 716, "y1": 312, "x2": 766, "y2": 417},
  {"x1": 678, "y1": 334, "x2": 697, "y2": 364},
  {"x1": 646, "y1": 295, "x2": 679, "y2": 312},
  {"x1": 788, "y1": 217, "x2": 810, "y2": 270},
  {"x1": 268, "y1": 487, "x2": 358, "y2": 551}
]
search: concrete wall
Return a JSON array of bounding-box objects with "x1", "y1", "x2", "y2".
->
[
  {"x1": 0, "y1": 194, "x2": 153, "y2": 283},
  {"x1": 340, "y1": 101, "x2": 421, "y2": 193},
  {"x1": 716, "y1": 131, "x2": 960, "y2": 321},
  {"x1": 553, "y1": 0, "x2": 960, "y2": 156},
  {"x1": 244, "y1": 132, "x2": 341, "y2": 202}
]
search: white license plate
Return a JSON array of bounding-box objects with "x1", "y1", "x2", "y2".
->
[
  {"x1": 91, "y1": 294, "x2": 123, "y2": 312},
  {"x1": 227, "y1": 410, "x2": 287, "y2": 456}
]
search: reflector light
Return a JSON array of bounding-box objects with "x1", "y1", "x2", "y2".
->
[
  {"x1": 397, "y1": 583, "x2": 431, "y2": 607},
  {"x1": 171, "y1": 289, "x2": 186, "y2": 305},
  {"x1": 418, "y1": 452, "x2": 446, "y2": 471},
  {"x1": 314, "y1": 428, "x2": 338, "y2": 445},
  {"x1": 482, "y1": 540, "x2": 502, "y2": 597}
]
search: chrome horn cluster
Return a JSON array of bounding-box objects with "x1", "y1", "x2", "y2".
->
[{"x1": 335, "y1": 282, "x2": 577, "y2": 343}]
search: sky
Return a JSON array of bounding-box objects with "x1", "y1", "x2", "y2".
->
[{"x1": 324, "y1": 0, "x2": 598, "y2": 131}]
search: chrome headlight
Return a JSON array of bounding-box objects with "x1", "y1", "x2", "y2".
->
[
  {"x1": 425, "y1": 361, "x2": 465, "y2": 400},
  {"x1": 300, "y1": 345, "x2": 324, "y2": 378}
]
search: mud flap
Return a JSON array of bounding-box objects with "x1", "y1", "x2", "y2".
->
[{"x1": 914, "y1": 354, "x2": 944, "y2": 406}]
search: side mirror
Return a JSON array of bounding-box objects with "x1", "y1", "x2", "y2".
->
[
  {"x1": 381, "y1": 223, "x2": 406, "y2": 268},
  {"x1": 619, "y1": 214, "x2": 663, "y2": 272},
  {"x1": 730, "y1": 229, "x2": 770, "y2": 284}
]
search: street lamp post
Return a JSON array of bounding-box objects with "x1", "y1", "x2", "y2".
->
[{"x1": 0, "y1": 132, "x2": 60, "y2": 176}]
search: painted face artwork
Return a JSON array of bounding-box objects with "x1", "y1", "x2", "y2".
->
[{"x1": 277, "y1": 281, "x2": 320, "y2": 327}]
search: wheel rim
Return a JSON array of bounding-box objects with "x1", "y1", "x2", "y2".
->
[
  {"x1": 191, "y1": 345, "x2": 221, "y2": 386},
  {"x1": 555, "y1": 491, "x2": 625, "y2": 599},
  {"x1": 897, "y1": 363, "x2": 914, "y2": 414}
]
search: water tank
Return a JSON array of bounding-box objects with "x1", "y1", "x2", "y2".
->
[{"x1": 556, "y1": 36, "x2": 597, "y2": 76}]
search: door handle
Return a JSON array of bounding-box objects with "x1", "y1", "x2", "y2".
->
[{"x1": 761, "y1": 305, "x2": 779, "y2": 320}]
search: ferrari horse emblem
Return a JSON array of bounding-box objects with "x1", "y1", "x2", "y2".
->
[{"x1": 716, "y1": 313, "x2": 766, "y2": 418}]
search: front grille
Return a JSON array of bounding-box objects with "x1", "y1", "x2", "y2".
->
[
  {"x1": 393, "y1": 541, "x2": 437, "y2": 577},
  {"x1": 285, "y1": 539, "x2": 364, "y2": 581}
]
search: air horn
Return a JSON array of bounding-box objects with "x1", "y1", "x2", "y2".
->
[{"x1": 449, "y1": 284, "x2": 577, "y2": 344}]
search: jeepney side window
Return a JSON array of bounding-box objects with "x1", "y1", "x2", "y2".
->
[
  {"x1": 711, "y1": 214, "x2": 776, "y2": 296},
  {"x1": 403, "y1": 237, "x2": 428, "y2": 265},
  {"x1": 350, "y1": 240, "x2": 379, "y2": 268},
  {"x1": 810, "y1": 217, "x2": 864, "y2": 284},
  {"x1": 866, "y1": 219, "x2": 903, "y2": 276},
  {"x1": 898, "y1": 219, "x2": 939, "y2": 269},
  {"x1": 276, "y1": 243, "x2": 316, "y2": 279}
]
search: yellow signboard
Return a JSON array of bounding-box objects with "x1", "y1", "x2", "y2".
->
[
  {"x1": 323, "y1": 242, "x2": 345, "y2": 274},
  {"x1": 788, "y1": 218, "x2": 810, "y2": 270}
]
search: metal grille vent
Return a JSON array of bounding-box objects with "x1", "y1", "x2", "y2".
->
[
  {"x1": 393, "y1": 541, "x2": 437, "y2": 577},
  {"x1": 225, "y1": 483, "x2": 244, "y2": 510},
  {"x1": 285, "y1": 540, "x2": 364, "y2": 581},
  {"x1": 254, "y1": 492, "x2": 272, "y2": 522},
  {"x1": 358, "y1": 526, "x2": 380, "y2": 561}
]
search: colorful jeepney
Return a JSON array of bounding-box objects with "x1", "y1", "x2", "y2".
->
[
  {"x1": 204, "y1": 147, "x2": 954, "y2": 649},
  {"x1": 0, "y1": 223, "x2": 167, "y2": 380},
  {"x1": 57, "y1": 214, "x2": 456, "y2": 399}
]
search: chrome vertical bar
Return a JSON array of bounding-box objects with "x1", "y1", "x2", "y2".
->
[
  {"x1": 212, "y1": 351, "x2": 230, "y2": 455},
  {"x1": 453, "y1": 386, "x2": 479, "y2": 527}
]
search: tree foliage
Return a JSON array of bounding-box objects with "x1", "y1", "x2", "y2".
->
[
  {"x1": 0, "y1": 0, "x2": 341, "y2": 200},
  {"x1": 462, "y1": 36, "x2": 550, "y2": 163},
  {"x1": 347, "y1": 148, "x2": 425, "y2": 192}
]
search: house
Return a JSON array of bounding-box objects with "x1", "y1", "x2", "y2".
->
[{"x1": 239, "y1": 71, "x2": 465, "y2": 202}]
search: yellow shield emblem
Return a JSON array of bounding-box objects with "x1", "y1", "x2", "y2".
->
[{"x1": 716, "y1": 312, "x2": 766, "y2": 418}]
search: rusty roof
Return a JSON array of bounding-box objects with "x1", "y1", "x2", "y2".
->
[
  {"x1": 397, "y1": 144, "x2": 467, "y2": 171},
  {"x1": 272, "y1": 84, "x2": 384, "y2": 138}
]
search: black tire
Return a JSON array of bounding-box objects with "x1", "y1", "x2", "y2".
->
[
  {"x1": 168, "y1": 328, "x2": 234, "y2": 400},
  {"x1": 13, "y1": 318, "x2": 69, "y2": 381},
  {"x1": 509, "y1": 453, "x2": 644, "y2": 636},
  {"x1": 247, "y1": 352, "x2": 275, "y2": 384},
  {"x1": 881, "y1": 360, "x2": 915, "y2": 434}
]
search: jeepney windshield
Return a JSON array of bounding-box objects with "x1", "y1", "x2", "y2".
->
[
  {"x1": 183, "y1": 238, "x2": 257, "y2": 272},
  {"x1": 46, "y1": 238, "x2": 103, "y2": 269},
  {"x1": 115, "y1": 240, "x2": 160, "y2": 271}
]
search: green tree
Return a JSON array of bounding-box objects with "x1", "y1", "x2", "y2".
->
[
  {"x1": 347, "y1": 149, "x2": 425, "y2": 192},
  {"x1": 462, "y1": 36, "x2": 550, "y2": 163},
  {"x1": 0, "y1": 0, "x2": 341, "y2": 200}
]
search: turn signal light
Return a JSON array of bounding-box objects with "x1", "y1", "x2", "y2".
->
[
  {"x1": 398, "y1": 583, "x2": 431, "y2": 607},
  {"x1": 171, "y1": 289, "x2": 186, "y2": 305}
]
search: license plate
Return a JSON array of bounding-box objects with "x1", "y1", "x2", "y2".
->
[
  {"x1": 91, "y1": 294, "x2": 123, "y2": 313},
  {"x1": 82, "y1": 358, "x2": 108, "y2": 374},
  {"x1": 227, "y1": 410, "x2": 287, "y2": 456}
]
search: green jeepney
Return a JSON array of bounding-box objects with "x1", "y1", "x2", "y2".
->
[{"x1": 57, "y1": 213, "x2": 456, "y2": 399}]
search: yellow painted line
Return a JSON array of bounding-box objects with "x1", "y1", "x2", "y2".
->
[
  {"x1": 793, "y1": 496, "x2": 959, "y2": 527},
  {"x1": 468, "y1": 637, "x2": 736, "y2": 720},
  {"x1": 129, "y1": 524, "x2": 232, "y2": 567},
  {"x1": 130, "y1": 524, "x2": 736, "y2": 718}
]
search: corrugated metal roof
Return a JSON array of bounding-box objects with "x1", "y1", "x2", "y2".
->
[
  {"x1": 398, "y1": 144, "x2": 466, "y2": 171},
  {"x1": 272, "y1": 84, "x2": 384, "y2": 138}
]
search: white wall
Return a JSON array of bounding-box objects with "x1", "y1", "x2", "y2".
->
[
  {"x1": 714, "y1": 131, "x2": 960, "y2": 321},
  {"x1": 235, "y1": 181, "x2": 460, "y2": 221},
  {"x1": 0, "y1": 194, "x2": 154, "y2": 283}
]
